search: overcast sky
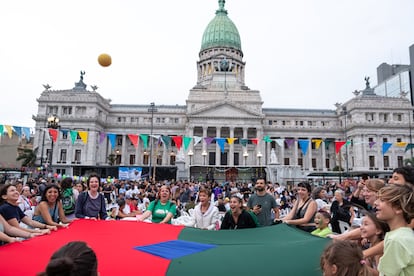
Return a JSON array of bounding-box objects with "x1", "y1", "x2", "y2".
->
[{"x1": 1, "y1": 0, "x2": 413, "y2": 129}]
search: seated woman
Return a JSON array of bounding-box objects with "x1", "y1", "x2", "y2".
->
[
  {"x1": 110, "y1": 199, "x2": 140, "y2": 220},
  {"x1": 138, "y1": 185, "x2": 176, "y2": 224},
  {"x1": 281, "y1": 182, "x2": 317, "y2": 232},
  {"x1": 220, "y1": 195, "x2": 258, "y2": 230},
  {"x1": 191, "y1": 188, "x2": 220, "y2": 230},
  {"x1": 32, "y1": 184, "x2": 72, "y2": 227},
  {"x1": 0, "y1": 184, "x2": 55, "y2": 235},
  {"x1": 75, "y1": 174, "x2": 108, "y2": 220},
  {"x1": 330, "y1": 189, "x2": 355, "y2": 234},
  {"x1": 0, "y1": 214, "x2": 45, "y2": 245}
]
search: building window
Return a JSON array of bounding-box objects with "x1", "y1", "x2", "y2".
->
[
  {"x1": 268, "y1": 120, "x2": 272, "y2": 125},
  {"x1": 383, "y1": 138, "x2": 388, "y2": 143},
  {"x1": 366, "y1": 113, "x2": 374, "y2": 121},
  {"x1": 397, "y1": 156, "x2": 404, "y2": 167},
  {"x1": 170, "y1": 155, "x2": 176, "y2": 165},
  {"x1": 284, "y1": 158, "x2": 290, "y2": 165},
  {"x1": 383, "y1": 156, "x2": 389, "y2": 168},
  {"x1": 60, "y1": 149, "x2": 67, "y2": 163},
  {"x1": 156, "y1": 155, "x2": 162, "y2": 165},
  {"x1": 209, "y1": 152, "x2": 216, "y2": 165},
  {"x1": 298, "y1": 158, "x2": 303, "y2": 167},
  {"x1": 46, "y1": 149, "x2": 52, "y2": 164},
  {"x1": 312, "y1": 158, "x2": 317, "y2": 168},
  {"x1": 74, "y1": 150, "x2": 81, "y2": 162},
  {"x1": 143, "y1": 154, "x2": 149, "y2": 165},
  {"x1": 62, "y1": 132, "x2": 68, "y2": 140},
  {"x1": 282, "y1": 121, "x2": 286, "y2": 126},
  {"x1": 47, "y1": 106, "x2": 58, "y2": 115},
  {"x1": 396, "y1": 138, "x2": 402, "y2": 143},
  {"x1": 368, "y1": 137, "x2": 374, "y2": 143},
  {"x1": 325, "y1": 158, "x2": 330, "y2": 169},
  {"x1": 75, "y1": 106, "x2": 86, "y2": 115},
  {"x1": 117, "y1": 136, "x2": 122, "y2": 146},
  {"x1": 62, "y1": 106, "x2": 72, "y2": 115},
  {"x1": 234, "y1": 152, "x2": 239, "y2": 166},
  {"x1": 129, "y1": 155, "x2": 135, "y2": 165},
  {"x1": 369, "y1": 155, "x2": 375, "y2": 168}
]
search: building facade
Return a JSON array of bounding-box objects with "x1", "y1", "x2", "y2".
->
[{"x1": 33, "y1": 1, "x2": 413, "y2": 184}]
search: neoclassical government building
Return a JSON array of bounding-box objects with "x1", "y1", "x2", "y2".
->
[{"x1": 33, "y1": 1, "x2": 413, "y2": 184}]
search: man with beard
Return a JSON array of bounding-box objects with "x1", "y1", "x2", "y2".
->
[{"x1": 247, "y1": 178, "x2": 280, "y2": 226}]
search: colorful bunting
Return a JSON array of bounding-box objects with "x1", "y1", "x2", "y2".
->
[
  {"x1": 172, "y1": 136, "x2": 183, "y2": 150},
  {"x1": 275, "y1": 139, "x2": 284, "y2": 147},
  {"x1": 227, "y1": 138, "x2": 237, "y2": 145},
  {"x1": 161, "y1": 135, "x2": 171, "y2": 148},
  {"x1": 285, "y1": 139, "x2": 295, "y2": 148},
  {"x1": 240, "y1": 139, "x2": 248, "y2": 147},
  {"x1": 251, "y1": 138, "x2": 259, "y2": 145},
  {"x1": 5, "y1": 125, "x2": 13, "y2": 139},
  {"x1": 324, "y1": 139, "x2": 333, "y2": 150},
  {"x1": 78, "y1": 131, "x2": 88, "y2": 144},
  {"x1": 99, "y1": 132, "x2": 106, "y2": 144},
  {"x1": 312, "y1": 139, "x2": 322, "y2": 150},
  {"x1": 204, "y1": 137, "x2": 215, "y2": 145},
  {"x1": 193, "y1": 136, "x2": 202, "y2": 146},
  {"x1": 396, "y1": 142, "x2": 408, "y2": 147},
  {"x1": 335, "y1": 141, "x2": 346, "y2": 154},
  {"x1": 405, "y1": 143, "x2": 414, "y2": 152},
  {"x1": 13, "y1": 126, "x2": 22, "y2": 138},
  {"x1": 183, "y1": 136, "x2": 192, "y2": 150},
  {"x1": 263, "y1": 136, "x2": 272, "y2": 143},
  {"x1": 382, "y1": 142, "x2": 392, "y2": 155},
  {"x1": 70, "y1": 130, "x2": 78, "y2": 145},
  {"x1": 139, "y1": 134, "x2": 148, "y2": 149},
  {"x1": 298, "y1": 140, "x2": 309, "y2": 156},
  {"x1": 23, "y1": 127, "x2": 31, "y2": 142},
  {"x1": 48, "y1": 129, "x2": 59, "y2": 143},
  {"x1": 128, "y1": 134, "x2": 139, "y2": 148},
  {"x1": 369, "y1": 141, "x2": 376, "y2": 149},
  {"x1": 215, "y1": 138, "x2": 226, "y2": 153}
]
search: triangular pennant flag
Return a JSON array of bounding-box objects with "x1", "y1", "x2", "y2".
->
[
  {"x1": 49, "y1": 129, "x2": 59, "y2": 143},
  {"x1": 5, "y1": 125, "x2": 13, "y2": 138},
  {"x1": 285, "y1": 139, "x2": 295, "y2": 148},
  {"x1": 107, "y1": 133, "x2": 116, "y2": 149},
  {"x1": 13, "y1": 126, "x2": 22, "y2": 138},
  {"x1": 382, "y1": 142, "x2": 392, "y2": 155},
  {"x1": 193, "y1": 136, "x2": 202, "y2": 146},
  {"x1": 70, "y1": 130, "x2": 78, "y2": 144},
  {"x1": 251, "y1": 138, "x2": 259, "y2": 145},
  {"x1": 22, "y1": 127, "x2": 31, "y2": 142},
  {"x1": 263, "y1": 136, "x2": 272, "y2": 143},
  {"x1": 335, "y1": 141, "x2": 346, "y2": 154},
  {"x1": 324, "y1": 139, "x2": 332, "y2": 150},
  {"x1": 405, "y1": 143, "x2": 414, "y2": 152},
  {"x1": 128, "y1": 134, "x2": 139, "y2": 148},
  {"x1": 204, "y1": 137, "x2": 215, "y2": 145},
  {"x1": 183, "y1": 136, "x2": 192, "y2": 150},
  {"x1": 395, "y1": 142, "x2": 408, "y2": 147},
  {"x1": 139, "y1": 134, "x2": 148, "y2": 149},
  {"x1": 227, "y1": 138, "x2": 237, "y2": 145},
  {"x1": 78, "y1": 131, "x2": 88, "y2": 144},
  {"x1": 312, "y1": 139, "x2": 322, "y2": 150},
  {"x1": 275, "y1": 139, "x2": 284, "y2": 147},
  {"x1": 345, "y1": 140, "x2": 351, "y2": 146},
  {"x1": 99, "y1": 132, "x2": 106, "y2": 144},
  {"x1": 61, "y1": 129, "x2": 68, "y2": 136},
  {"x1": 369, "y1": 141, "x2": 376, "y2": 149},
  {"x1": 240, "y1": 138, "x2": 248, "y2": 147},
  {"x1": 172, "y1": 136, "x2": 183, "y2": 150},
  {"x1": 161, "y1": 135, "x2": 171, "y2": 148},
  {"x1": 0, "y1": 125, "x2": 3, "y2": 136},
  {"x1": 298, "y1": 140, "x2": 310, "y2": 156},
  {"x1": 216, "y1": 138, "x2": 226, "y2": 153}
]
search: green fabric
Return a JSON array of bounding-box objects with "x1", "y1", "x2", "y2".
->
[{"x1": 167, "y1": 224, "x2": 329, "y2": 276}]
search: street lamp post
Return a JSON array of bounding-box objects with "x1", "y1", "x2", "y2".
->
[
  {"x1": 188, "y1": 150, "x2": 194, "y2": 166},
  {"x1": 257, "y1": 152, "x2": 263, "y2": 166},
  {"x1": 342, "y1": 107, "x2": 349, "y2": 176},
  {"x1": 243, "y1": 151, "x2": 249, "y2": 166},
  {"x1": 148, "y1": 103, "x2": 158, "y2": 181},
  {"x1": 47, "y1": 115, "x2": 60, "y2": 175},
  {"x1": 202, "y1": 150, "x2": 207, "y2": 165}
]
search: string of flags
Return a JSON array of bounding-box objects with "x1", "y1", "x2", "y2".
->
[{"x1": 2, "y1": 125, "x2": 413, "y2": 156}]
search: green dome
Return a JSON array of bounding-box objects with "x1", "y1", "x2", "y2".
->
[{"x1": 200, "y1": 0, "x2": 242, "y2": 52}]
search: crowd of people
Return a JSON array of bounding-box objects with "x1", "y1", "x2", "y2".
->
[{"x1": 0, "y1": 166, "x2": 413, "y2": 275}]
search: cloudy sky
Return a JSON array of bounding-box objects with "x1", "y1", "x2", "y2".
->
[{"x1": 1, "y1": 0, "x2": 413, "y2": 129}]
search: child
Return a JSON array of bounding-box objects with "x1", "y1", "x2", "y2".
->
[
  {"x1": 311, "y1": 210, "x2": 333, "y2": 238},
  {"x1": 320, "y1": 240, "x2": 371, "y2": 276},
  {"x1": 375, "y1": 184, "x2": 414, "y2": 275},
  {"x1": 359, "y1": 211, "x2": 389, "y2": 270}
]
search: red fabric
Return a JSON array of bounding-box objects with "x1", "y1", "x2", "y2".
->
[
  {"x1": 48, "y1": 129, "x2": 58, "y2": 143},
  {"x1": 335, "y1": 141, "x2": 346, "y2": 154},
  {"x1": 0, "y1": 219, "x2": 184, "y2": 276}
]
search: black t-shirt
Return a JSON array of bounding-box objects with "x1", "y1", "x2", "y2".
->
[{"x1": 0, "y1": 202, "x2": 26, "y2": 222}]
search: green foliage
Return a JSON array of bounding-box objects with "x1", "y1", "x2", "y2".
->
[{"x1": 16, "y1": 148, "x2": 37, "y2": 167}]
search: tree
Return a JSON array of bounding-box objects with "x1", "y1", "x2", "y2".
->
[
  {"x1": 16, "y1": 148, "x2": 37, "y2": 167},
  {"x1": 404, "y1": 157, "x2": 414, "y2": 166},
  {"x1": 107, "y1": 154, "x2": 116, "y2": 166}
]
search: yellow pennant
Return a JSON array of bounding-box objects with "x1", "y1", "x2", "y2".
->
[
  {"x1": 78, "y1": 131, "x2": 88, "y2": 144},
  {"x1": 227, "y1": 138, "x2": 237, "y2": 145}
]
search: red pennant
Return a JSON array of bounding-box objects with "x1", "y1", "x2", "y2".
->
[
  {"x1": 251, "y1": 138, "x2": 259, "y2": 145},
  {"x1": 172, "y1": 136, "x2": 183, "y2": 150},
  {"x1": 128, "y1": 134, "x2": 139, "y2": 148},
  {"x1": 335, "y1": 141, "x2": 346, "y2": 154},
  {"x1": 48, "y1": 129, "x2": 58, "y2": 143}
]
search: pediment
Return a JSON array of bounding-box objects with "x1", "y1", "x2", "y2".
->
[{"x1": 189, "y1": 102, "x2": 263, "y2": 118}]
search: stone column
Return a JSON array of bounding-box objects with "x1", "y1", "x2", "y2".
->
[
  {"x1": 216, "y1": 127, "x2": 221, "y2": 166},
  {"x1": 321, "y1": 139, "x2": 326, "y2": 170},
  {"x1": 229, "y1": 127, "x2": 234, "y2": 166}
]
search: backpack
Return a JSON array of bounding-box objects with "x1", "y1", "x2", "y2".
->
[{"x1": 62, "y1": 188, "x2": 75, "y2": 215}]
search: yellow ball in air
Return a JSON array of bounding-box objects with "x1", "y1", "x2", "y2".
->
[{"x1": 98, "y1": 53, "x2": 112, "y2": 67}]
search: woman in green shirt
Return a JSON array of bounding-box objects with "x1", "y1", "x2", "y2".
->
[{"x1": 139, "y1": 185, "x2": 176, "y2": 224}]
